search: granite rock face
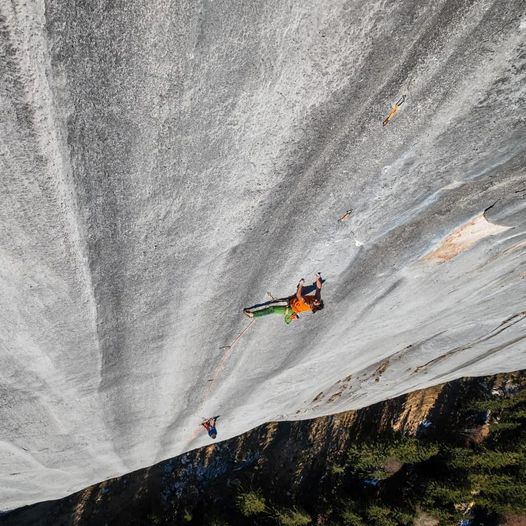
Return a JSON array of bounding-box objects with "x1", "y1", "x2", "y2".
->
[{"x1": 0, "y1": 0, "x2": 525, "y2": 509}]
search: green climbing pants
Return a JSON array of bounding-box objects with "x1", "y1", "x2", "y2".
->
[
  {"x1": 251, "y1": 304, "x2": 295, "y2": 324},
  {"x1": 252, "y1": 305, "x2": 288, "y2": 318}
]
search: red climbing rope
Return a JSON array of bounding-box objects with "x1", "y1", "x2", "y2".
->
[{"x1": 220, "y1": 319, "x2": 256, "y2": 351}]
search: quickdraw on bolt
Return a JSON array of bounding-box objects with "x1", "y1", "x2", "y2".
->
[{"x1": 383, "y1": 95, "x2": 406, "y2": 127}]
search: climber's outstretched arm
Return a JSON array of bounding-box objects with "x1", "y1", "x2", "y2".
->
[
  {"x1": 296, "y1": 278, "x2": 305, "y2": 300},
  {"x1": 315, "y1": 273, "x2": 322, "y2": 301}
]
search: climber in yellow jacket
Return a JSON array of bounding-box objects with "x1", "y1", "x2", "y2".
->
[{"x1": 244, "y1": 273, "x2": 324, "y2": 324}]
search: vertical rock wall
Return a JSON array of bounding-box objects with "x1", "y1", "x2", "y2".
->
[{"x1": 0, "y1": 0, "x2": 525, "y2": 508}]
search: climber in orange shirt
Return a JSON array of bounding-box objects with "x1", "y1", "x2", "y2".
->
[{"x1": 244, "y1": 273, "x2": 324, "y2": 324}]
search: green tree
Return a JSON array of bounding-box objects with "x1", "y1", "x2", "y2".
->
[
  {"x1": 236, "y1": 490, "x2": 267, "y2": 516},
  {"x1": 331, "y1": 463, "x2": 346, "y2": 475},
  {"x1": 275, "y1": 507, "x2": 312, "y2": 526},
  {"x1": 447, "y1": 447, "x2": 521, "y2": 470},
  {"x1": 340, "y1": 507, "x2": 364, "y2": 526},
  {"x1": 364, "y1": 504, "x2": 398, "y2": 526},
  {"x1": 347, "y1": 438, "x2": 438, "y2": 479}
]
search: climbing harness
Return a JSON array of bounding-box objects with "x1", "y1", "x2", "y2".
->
[{"x1": 383, "y1": 95, "x2": 406, "y2": 127}]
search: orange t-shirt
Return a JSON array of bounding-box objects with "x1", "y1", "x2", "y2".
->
[{"x1": 289, "y1": 295, "x2": 316, "y2": 314}]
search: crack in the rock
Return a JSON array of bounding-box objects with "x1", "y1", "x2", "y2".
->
[{"x1": 414, "y1": 311, "x2": 526, "y2": 373}]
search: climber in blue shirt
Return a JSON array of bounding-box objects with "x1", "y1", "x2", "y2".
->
[{"x1": 201, "y1": 416, "x2": 219, "y2": 439}]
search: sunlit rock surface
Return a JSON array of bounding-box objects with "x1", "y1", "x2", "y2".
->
[{"x1": 0, "y1": 0, "x2": 525, "y2": 509}]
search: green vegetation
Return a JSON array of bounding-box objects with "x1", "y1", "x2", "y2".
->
[
  {"x1": 329, "y1": 381, "x2": 526, "y2": 525},
  {"x1": 364, "y1": 504, "x2": 400, "y2": 526},
  {"x1": 275, "y1": 507, "x2": 312, "y2": 526},
  {"x1": 330, "y1": 463, "x2": 345, "y2": 475},
  {"x1": 347, "y1": 437, "x2": 439, "y2": 479},
  {"x1": 236, "y1": 490, "x2": 267, "y2": 516},
  {"x1": 339, "y1": 506, "x2": 364, "y2": 526}
]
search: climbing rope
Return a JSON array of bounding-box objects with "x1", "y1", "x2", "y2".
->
[{"x1": 219, "y1": 318, "x2": 256, "y2": 351}]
